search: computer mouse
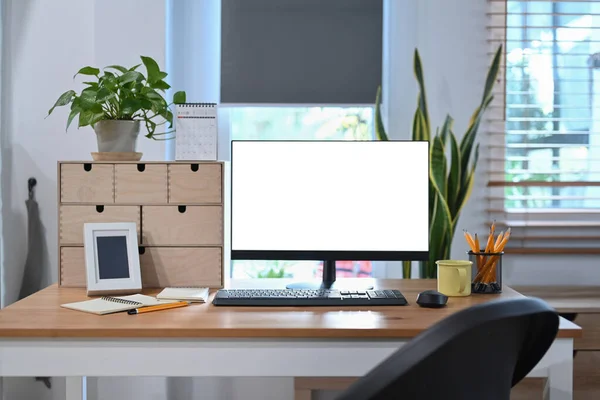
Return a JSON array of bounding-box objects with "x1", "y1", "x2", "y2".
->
[{"x1": 416, "y1": 290, "x2": 448, "y2": 308}]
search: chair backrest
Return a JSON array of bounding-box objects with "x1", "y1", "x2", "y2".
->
[{"x1": 337, "y1": 297, "x2": 559, "y2": 400}]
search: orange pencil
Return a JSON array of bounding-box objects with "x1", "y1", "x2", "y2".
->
[{"x1": 128, "y1": 301, "x2": 189, "y2": 315}]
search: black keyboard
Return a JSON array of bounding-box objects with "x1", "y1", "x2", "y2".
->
[{"x1": 212, "y1": 289, "x2": 408, "y2": 307}]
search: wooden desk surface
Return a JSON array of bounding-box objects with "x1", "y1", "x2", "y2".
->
[{"x1": 0, "y1": 279, "x2": 580, "y2": 339}]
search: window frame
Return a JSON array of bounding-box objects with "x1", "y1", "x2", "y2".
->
[{"x1": 487, "y1": 0, "x2": 600, "y2": 254}]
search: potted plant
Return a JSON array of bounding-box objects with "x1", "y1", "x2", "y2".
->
[
  {"x1": 47, "y1": 56, "x2": 186, "y2": 159},
  {"x1": 375, "y1": 45, "x2": 503, "y2": 279}
]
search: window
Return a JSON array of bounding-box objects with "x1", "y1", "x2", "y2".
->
[
  {"x1": 488, "y1": 0, "x2": 600, "y2": 252},
  {"x1": 227, "y1": 106, "x2": 375, "y2": 278}
]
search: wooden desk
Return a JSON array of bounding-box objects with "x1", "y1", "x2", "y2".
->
[
  {"x1": 515, "y1": 286, "x2": 600, "y2": 399},
  {"x1": 0, "y1": 280, "x2": 580, "y2": 400}
]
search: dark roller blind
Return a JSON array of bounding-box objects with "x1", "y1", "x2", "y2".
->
[{"x1": 221, "y1": 0, "x2": 383, "y2": 104}]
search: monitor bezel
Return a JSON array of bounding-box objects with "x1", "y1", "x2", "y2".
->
[{"x1": 230, "y1": 140, "x2": 430, "y2": 262}]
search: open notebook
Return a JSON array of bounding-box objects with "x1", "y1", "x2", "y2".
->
[
  {"x1": 156, "y1": 287, "x2": 209, "y2": 303},
  {"x1": 61, "y1": 294, "x2": 176, "y2": 315}
]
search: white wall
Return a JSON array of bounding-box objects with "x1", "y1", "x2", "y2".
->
[{"x1": 1, "y1": 0, "x2": 166, "y2": 399}]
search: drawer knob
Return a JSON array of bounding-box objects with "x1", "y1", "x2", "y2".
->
[
  {"x1": 138, "y1": 246, "x2": 146, "y2": 255},
  {"x1": 137, "y1": 164, "x2": 146, "y2": 172},
  {"x1": 178, "y1": 205, "x2": 187, "y2": 213},
  {"x1": 96, "y1": 205, "x2": 105, "y2": 213},
  {"x1": 190, "y1": 164, "x2": 199, "y2": 172},
  {"x1": 83, "y1": 163, "x2": 92, "y2": 172}
]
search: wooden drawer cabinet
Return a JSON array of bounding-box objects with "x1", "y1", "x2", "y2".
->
[
  {"x1": 60, "y1": 247, "x2": 86, "y2": 287},
  {"x1": 139, "y1": 247, "x2": 222, "y2": 288},
  {"x1": 58, "y1": 161, "x2": 225, "y2": 289},
  {"x1": 142, "y1": 205, "x2": 223, "y2": 246},
  {"x1": 114, "y1": 164, "x2": 167, "y2": 203},
  {"x1": 574, "y1": 351, "x2": 600, "y2": 400},
  {"x1": 60, "y1": 163, "x2": 114, "y2": 203},
  {"x1": 60, "y1": 205, "x2": 140, "y2": 245},
  {"x1": 168, "y1": 163, "x2": 222, "y2": 204},
  {"x1": 573, "y1": 313, "x2": 600, "y2": 350}
]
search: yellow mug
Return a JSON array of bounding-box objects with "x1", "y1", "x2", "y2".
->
[{"x1": 436, "y1": 260, "x2": 472, "y2": 297}]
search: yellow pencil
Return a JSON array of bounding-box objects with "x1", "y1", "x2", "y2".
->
[{"x1": 127, "y1": 301, "x2": 189, "y2": 315}]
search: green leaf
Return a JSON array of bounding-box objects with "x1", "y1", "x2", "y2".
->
[
  {"x1": 147, "y1": 92, "x2": 167, "y2": 108},
  {"x1": 447, "y1": 132, "x2": 461, "y2": 217},
  {"x1": 47, "y1": 90, "x2": 76, "y2": 116},
  {"x1": 119, "y1": 71, "x2": 143, "y2": 85},
  {"x1": 105, "y1": 65, "x2": 128, "y2": 74},
  {"x1": 428, "y1": 193, "x2": 450, "y2": 274},
  {"x1": 402, "y1": 260, "x2": 412, "y2": 279},
  {"x1": 439, "y1": 115, "x2": 453, "y2": 148},
  {"x1": 374, "y1": 86, "x2": 388, "y2": 141},
  {"x1": 161, "y1": 109, "x2": 174, "y2": 128},
  {"x1": 430, "y1": 135, "x2": 448, "y2": 200},
  {"x1": 73, "y1": 66, "x2": 100, "y2": 79},
  {"x1": 129, "y1": 63, "x2": 142, "y2": 71},
  {"x1": 412, "y1": 108, "x2": 427, "y2": 142},
  {"x1": 96, "y1": 88, "x2": 115, "y2": 102},
  {"x1": 413, "y1": 50, "x2": 430, "y2": 140},
  {"x1": 145, "y1": 119, "x2": 157, "y2": 138},
  {"x1": 121, "y1": 98, "x2": 142, "y2": 116},
  {"x1": 78, "y1": 104, "x2": 103, "y2": 128},
  {"x1": 482, "y1": 45, "x2": 503, "y2": 106},
  {"x1": 173, "y1": 91, "x2": 186, "y2": 105},
  {"x1": 151, "y1": 80, "x2": 171, "y2": 90},
  {"x1": 66, "y1": 107, "x2": 81, "y2": 131},
  {"x1": 140, "y1": 98, "x2": 153, "y2": 110},
  {"x1": 158, "y1": 71, "x2": 168, "y2": 80},
  {"x1": 141, "y1": 56, "x2": 160, "y2": 83},
  {"x1": 455, "y1": 143, "x2": 480, "y2": 224},
  {"x1": 459, "y1": 94, "x2": 492, "y2": 178},
  {"x1": 82, "y1": 81, "x2": 99, "y2": 89},
  {"x1": 78, "y1": 89, "x2": 98, "y2": 110},
  {"x1": 100, "y1": 72, "x2": 118, "y2": 90}
]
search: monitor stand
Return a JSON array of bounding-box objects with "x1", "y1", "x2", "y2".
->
[{"x1": 285, "y1": 260, "x2": 374, "y2": 290}]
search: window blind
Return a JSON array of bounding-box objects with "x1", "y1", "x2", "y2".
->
[
  {"x1": 488, "y1": 0, "x2": 600, "y2": 253},
  {"x1": 220, "y1": 0, "x2": 383, "y2": 104}
]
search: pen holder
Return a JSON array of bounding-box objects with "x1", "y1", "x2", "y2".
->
[{"x1": 468, "y1": 250, "x2": 503, "y2": 294}]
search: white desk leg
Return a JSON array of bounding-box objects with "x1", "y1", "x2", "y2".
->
[
  {"x1": 544, "y1": 344, "x2": 573, "y2": 400},
  {"x1": 65, "y1": 377, "x2": 86, "y2": 400}
]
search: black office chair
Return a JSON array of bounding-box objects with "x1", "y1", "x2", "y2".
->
[{"x1": 337, "y1": 297, "x2": 559, "y2": 400}]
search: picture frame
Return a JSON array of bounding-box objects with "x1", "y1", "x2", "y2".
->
[{"x1": 83, "y1": 222, "x2": 142, "y2": 296}]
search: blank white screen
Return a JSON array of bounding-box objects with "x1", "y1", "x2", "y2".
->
[{"x1": 231, "y1": 141, "x2": 429, "y2": 253}]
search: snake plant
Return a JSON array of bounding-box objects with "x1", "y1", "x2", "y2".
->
[{"x1": 375, "y1": 45, "x2": 502, "y2": 278}]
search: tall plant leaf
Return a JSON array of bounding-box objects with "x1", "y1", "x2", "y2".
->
[
  {"x1": 458, "y1": 45, "x2": 501, "y2": 174},
  {"x1": 375, "y1": 86, "x2": 388, "y2": 141},
  {"x1": 482, "y1": 45, "x2": 503, "y2": 105},
  {"x1": 459, "y1": 94, "x2": 493, "y2": 176},
  {"x1": 447, "y1": 132, "x2": 461, "y2": 216},
  {"x1": 412, "y1": 107, "x2": 427, "y2": 142},
  {"x1": 439, "y1": 115, "x2": 453, "y2": 148},
  {"x1": 428, "y1": 194, "x2": 449, "y2": 276},
  {"x1": 430, "y1": 136, "x2": 448, "y2": 200},
  {"x1": 413, "y1": 49, "x2": 430, "y2": 140},
  {"x1": 402, "y1": 261, "x2": 412, "y2": 279},
  {"x1": 454, "y1": 143, "x2": 480, "y2": 226},
  {"x1": 429, "y1": 137, "x2": 454, "y2": 276}
]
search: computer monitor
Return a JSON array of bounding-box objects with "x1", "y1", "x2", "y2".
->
[{"x1": 231, "y1": 140, "x2": 429, "y2": 289}]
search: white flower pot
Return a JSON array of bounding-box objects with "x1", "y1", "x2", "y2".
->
[{"x1": 94, "y1": 120, "x2": 141, "y2": 152}]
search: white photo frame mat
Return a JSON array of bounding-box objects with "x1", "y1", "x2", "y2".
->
[{"x1": 83, "y1": 222, "x2": 142, "y2": 296}]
